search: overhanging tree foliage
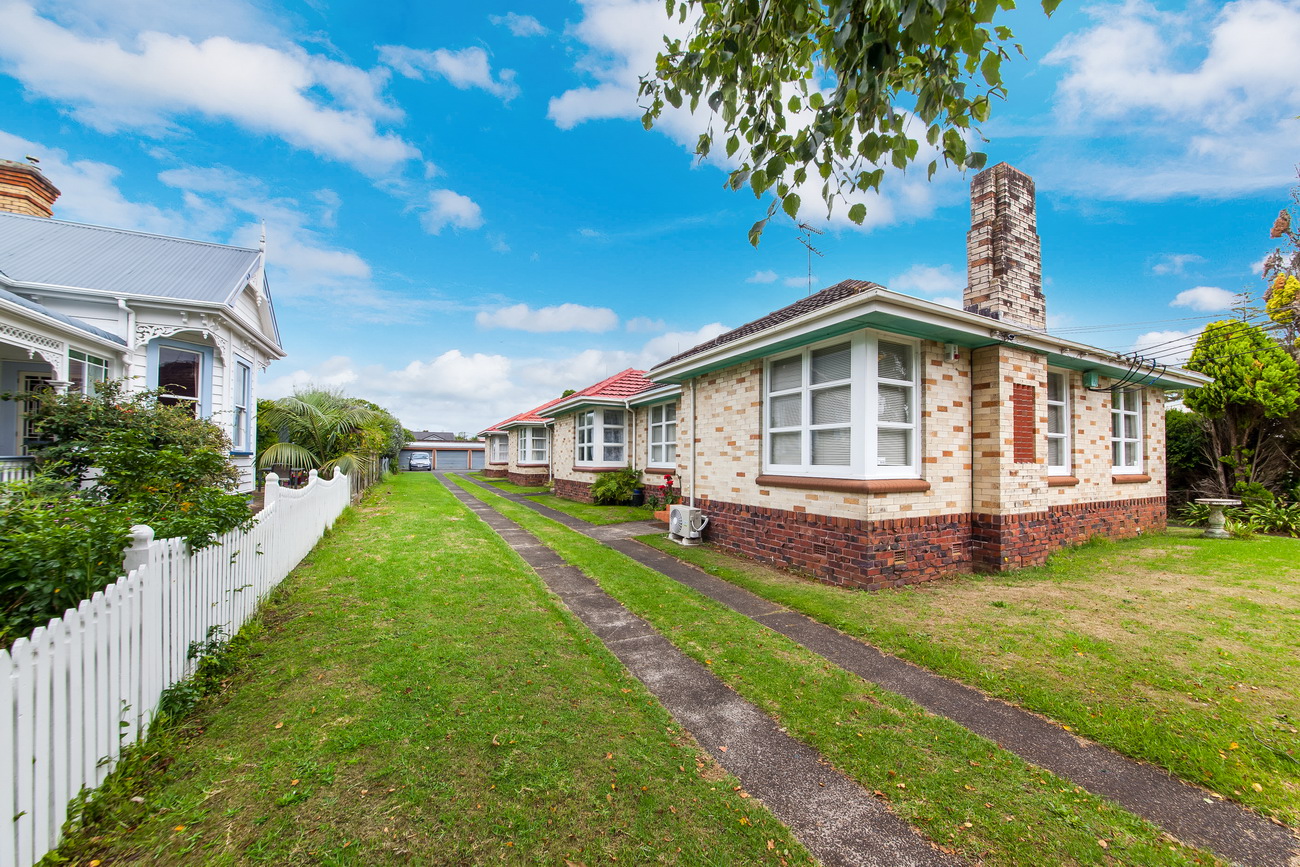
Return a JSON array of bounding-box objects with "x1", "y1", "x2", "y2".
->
[
  {"x1": 257, "y1": 389, "x2": 406, "y2": 479},
  {"x1": 640, "y1": 0, "x2": 1061, "y2": 244},
  {"x1": 1184, "y1": 320, "x2": 1300, "y2": 496}
]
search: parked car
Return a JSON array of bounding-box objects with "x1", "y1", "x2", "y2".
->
[{"x1": 408, "y1": 453, "x2": 432, "y2": 471}]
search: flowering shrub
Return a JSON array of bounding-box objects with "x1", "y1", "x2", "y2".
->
[
  {"x1": 0, "y1": 380, "x2": 253, "y2": 646},
  {"x1": 646, "y1": 474, "x2": 680, "y2": 509}
]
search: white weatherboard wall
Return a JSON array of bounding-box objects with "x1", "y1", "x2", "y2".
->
[{"x1": 2, "y1": 470, "x2": 352, "y2": 867}]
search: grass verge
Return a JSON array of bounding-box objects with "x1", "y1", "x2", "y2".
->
[
  {"x1": 452, "y1": 476, "x2": 1224, "y2": 866},
  {"x1": 636, "y1": 530, "x2": 1300, "y2": 827},
  {"x1": 528, "y1": 494, "x2": 656, "y2": 526},
  {"x1": 47, "y1": 473, "x2": 808, "y2": 866},
  {"x1": 468, "y1": 473, "x2": 550, "y2": 495}
]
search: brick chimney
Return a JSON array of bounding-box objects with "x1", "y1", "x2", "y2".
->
[
  {"x1": 964, "y1": 163, "x2": 1045, "y2": 332},
  {"x1": 0, "y1": 158, "x2": 61, "y2": 218}
]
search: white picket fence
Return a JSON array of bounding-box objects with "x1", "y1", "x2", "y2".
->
[{"x1": 1, "y1": 469, "x2": 353, "y2": 867}]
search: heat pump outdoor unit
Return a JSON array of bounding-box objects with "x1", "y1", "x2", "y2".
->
[{"x1": 668, "y1": 504, "x2": 708, "y2": 546}]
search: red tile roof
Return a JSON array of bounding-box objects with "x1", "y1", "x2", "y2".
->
[
  {"x1": 657, "y1": 279, "x2": 884, "y2": 367},
  {"x1": 565, "y1": 368, "x2": 657, "y2": 401},
  {"x1": 488, "y1": 394, "x2": 569, "y2": 430}
]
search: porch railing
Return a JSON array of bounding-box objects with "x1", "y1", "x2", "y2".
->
[{"x1": 0, "y1": 456, "x2": 36, "y2": 485}]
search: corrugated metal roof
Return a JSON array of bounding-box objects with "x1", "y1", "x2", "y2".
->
[
  {"x1": 0, "y1": 283, "x2": 126, "y2": 346},
  {"x1": 0, "y1": 212, "x2": 261, "y2": 303}
]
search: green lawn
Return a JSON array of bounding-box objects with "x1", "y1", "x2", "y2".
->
[
  {"x1": 529, "y1": 493, "x2": 657, "y2": 525},
  {"x1": 452, "y1": 477, "x2": 1224, "y2": 867},
  {"x1": 638, "y1": 530, "x2": 1300, "y2": 827},
  {"x1": 467, "y1": 473, "x2": 550, "y2": 495},
  {"x1": 50, "y1": 474, "x2": 808, "y2": 865}
]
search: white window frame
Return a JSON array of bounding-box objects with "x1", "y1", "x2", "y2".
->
[
  {"x1": 1111, "y1": 388, "x2": 1143, "y2": 473},
  {"x1": 762, "y1": 331, "x2": 920, "y2": 479},
  {"x1": 1046, "y1": 370, "x2": 1070, "y2": 476},
  {"x1": 232, "y1": 358, "x2": 252, "y2": 453},
  {"x1": 647, "y1": 402, "x2": 677, "y2": 468},
  {"x1": 518, "y1": 426, "x2": 548, "y2": 464},
  {"x1": 68, "y1": 349, "x2": 108, "y2": 396},
  {"x1": 490, "y1": 435, "x2": 508, "y2": 464},
  {"x1": 575, "y1": 407, "x2": 626, "y2": 466}
]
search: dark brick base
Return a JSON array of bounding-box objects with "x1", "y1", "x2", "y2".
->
[
  {"x1": 554, "y1": 476, "x2": 595, "y2": 503},
  {"x1": 972, "y1": 497, "x2": 1166, "y2": 571},
  {"x1": 697, "y1": 495, "x2": 1166, "y2": 590},
  {"x1": 483, "y1": 467, "x2": 507, "y2": 479},
  {"x1": 698, "y1": 497, "x2": 971, "y2": 591},
  {"x1": 507, "y1": 470, "x2": 549, "y2": 486}
]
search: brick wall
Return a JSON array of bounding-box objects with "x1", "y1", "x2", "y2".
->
[
  {"x1": 483, "y1": 467, "x2": 507, "y2": 478},
  {"x1": 553, "y1": 476, "x2": 595, "y2": 503},
  {"x1": 507, "y1": 470, "x2": 548, "y2": 486},
  {"x1": 972, "y1": 496, "x2": 1166, "y2": 570},
  {"x1": 699, "y1": 493, "x2": 1165, "y2": 589},
  {"x1": 700, "y1": 496, "x2": 973, "y2": 589}
]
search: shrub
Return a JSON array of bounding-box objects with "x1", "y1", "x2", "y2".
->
[
  {"x1": 590, "y1": 466, "x2": 641, "y2": 505},
  {"x1": 1245, "y1": 499, "x2": 1300, "y2": 537},
  {"x1": 0, "y1": 381, "x2": 253, "y2": 647}
]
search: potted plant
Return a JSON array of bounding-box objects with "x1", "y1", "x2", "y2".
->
[{"x1": 651, "y1": 474, "x2": 679, "y2": 523}]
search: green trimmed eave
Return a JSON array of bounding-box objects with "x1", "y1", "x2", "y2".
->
[
  {"x1": 648, "y1": 306, "x2": 1207, "y2": 391},
  {"x1": 544, "y1": 397, "x2": 624, "y2": 418},
  {"x1": 626, "y1": 385, "x2": 682, "y2": 408}
]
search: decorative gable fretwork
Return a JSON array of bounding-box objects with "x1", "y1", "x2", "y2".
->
[
  {"x1": 134, "y1": 323, "x2": 231, "y2": 362},
  {"x1": 0, "y1": 321, "x2": 67, "y2": 377}
]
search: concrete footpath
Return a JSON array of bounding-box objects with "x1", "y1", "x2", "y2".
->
[
  {"x1": 452, "y1": 473, "x2": 1300, "y2": 867},
  {"x1": 438, "y1": 474, "x2": 955, "y2": 867}
]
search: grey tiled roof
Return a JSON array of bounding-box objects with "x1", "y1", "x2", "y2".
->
[
  {"x1": 658, "y1": 279, "x2": 884, "y2": 367},
  {"x1": 0, "y1": 212, "x2": 261, "y2": 304},
  {"x1": 0, "y1": 284, "x2": 126, "y2": 346}
]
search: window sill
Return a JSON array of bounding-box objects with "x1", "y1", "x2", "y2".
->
[
  {"x1": 516, "y1": 462, "x2": 550, "y2": 468},
  {"x1": 1048, "y1": 475, "x2": 1079, "y2": 487},
  {"x1": 755, "y1": 475, "x2": 930, "y2": 494},
  {"x1": 229, "y1": 451, "x2": 254, "y2": 457},
  {"x1": 1111, "y1": 473, "x2": 1151, "y2": 484},
  {"x1": 574, "y1": 465, "x2": 629, "y2": 473},
  {"x1": 487, "y1": 461, "x2": 508, "y2": 466},
  {"x1": 647, "y1": 466, "x2": 677, "y2": 475}
]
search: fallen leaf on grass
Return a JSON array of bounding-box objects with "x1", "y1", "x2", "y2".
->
[
  {"x1": 274, "y1": 722, "x2": 283, "y2": 729},
  {"x1": 1098, "y1": 840, "x2": 1109, "y2": 849}
]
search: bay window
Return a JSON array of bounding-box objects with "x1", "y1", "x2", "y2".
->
[
  {"x1": 1111, "y1": 389, "x2": 1142, "y2": 472},
  {"x1": 648, "y1": 402, "x2": 676, "y2": 467},
  {"x1": 764, "y1": 332, "x2": 918, "y2": 478},
  {"x1": 518, "y1": 426, "x2": 548, "y2": 463},
  {"x1": 1046, "y1": 371, "x2": 1070, "y2": 475},
  {"x1": 576, "y1": 408, "x2": 626, "y2": 465}
]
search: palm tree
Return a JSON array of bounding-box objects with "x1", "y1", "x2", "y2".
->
[{"x1": 257, "y1": 389, "x2": 384, "y2": 478}]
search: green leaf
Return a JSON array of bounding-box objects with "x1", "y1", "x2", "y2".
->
[
  {"x1": 848, "y1": 203, "x2": 867, "y2": 224},
  {"x1": 782, "y1": 193, "x2": 801, "y2": 219}
]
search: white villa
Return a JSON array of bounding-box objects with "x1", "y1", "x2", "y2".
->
[{"x1": 0, "y1": 158, "x2": 285, "y2": 492}]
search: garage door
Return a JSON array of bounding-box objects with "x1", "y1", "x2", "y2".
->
[
  {"x1": 438, "y1": 449, "x2": 469, "y2": 470},
  {"x1": 470, "y1": 450, "x2": 484, "y2": 469}
]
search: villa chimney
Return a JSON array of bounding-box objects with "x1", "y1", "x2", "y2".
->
[
  {"x1": 964, "y1": 163, "x2": 1045, "y2": 331},
  {"x1": 0, "y1": 158, "x2": 61, "y2": 218}
]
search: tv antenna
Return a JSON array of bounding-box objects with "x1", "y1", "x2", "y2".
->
[{"x1": 796, "y1": 222, "x2": 823, "y2": 295}]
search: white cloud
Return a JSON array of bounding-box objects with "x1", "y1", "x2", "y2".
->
[
  {"x1": 578, "y1": 227, "x2": 604, "y2": 238},
  {"x1": 476, "y1": 303, "x2": 619, "y2": 333},
  {"x1": 1042, "y1": 0, "x2": 1300, "y2": 197},
  {"x1": 1170, "y1": 285, "x2": 1239, "y2": 311},
  {"x1": 783, "y1": 275, "x2": 817, "y2": 289},
  {"x1": 1150, "y1": 253, "x2": 1204, "y2": 276},
  {"x1": 489, "y1": 12, "x2": 547, "y2": 37},
  {"x1": 625, "y1": 316, "x2": 665, "y2": 332},
  {"x1": 932, "y1": 296, "x2": 962, "y2": 309},
  {"x1": 890, "y1": 263, "x2": 964, "y2": 296},
  {"x1": 0, "y1": 3, "x2": 418, "y2": 173},
  {"x1": 746, "y1": 269, "x2": 778, "y2": 284},
  {"x1": 1133, "y1": 328, "x2": 1199, "y2": 365},
  {"x1": 260, "y1": 324, "x2": 731, "y2": 432},
  {"x1": 379, "y1": 44, "x2": 519, "y2": 101},
  {"x1": 488, "y1": 233, "x2": 511, "y2": 253},
  {"x1": 421, "y1": 189, "x2": 485, "y2": 234}
]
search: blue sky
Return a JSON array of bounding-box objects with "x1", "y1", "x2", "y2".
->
[{"x1": 0, "y1": 0, "x2": 1296, "y2": 433}]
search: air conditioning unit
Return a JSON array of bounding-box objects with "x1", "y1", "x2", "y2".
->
[{"x1": 668, "y1": 504, "x2": 708, "y2": 546}]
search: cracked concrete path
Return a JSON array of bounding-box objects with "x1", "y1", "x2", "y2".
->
[
  {"x1": 437, "y1": 474, "x2": 955, "y2": 867},
  {"x1": 459, "y1": 474, "x2": 1300, "y2": 867}
]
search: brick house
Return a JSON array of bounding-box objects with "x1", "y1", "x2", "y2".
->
[
  {"x1": 478, "y1": 395, "x2": 567, "y2": 485},
  {"x1": 544, "y1": 369, "x2": 682, "y2": 503},
  {"x1": 641, "y1": 163, "x2": 1207, "y2": 588}
]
